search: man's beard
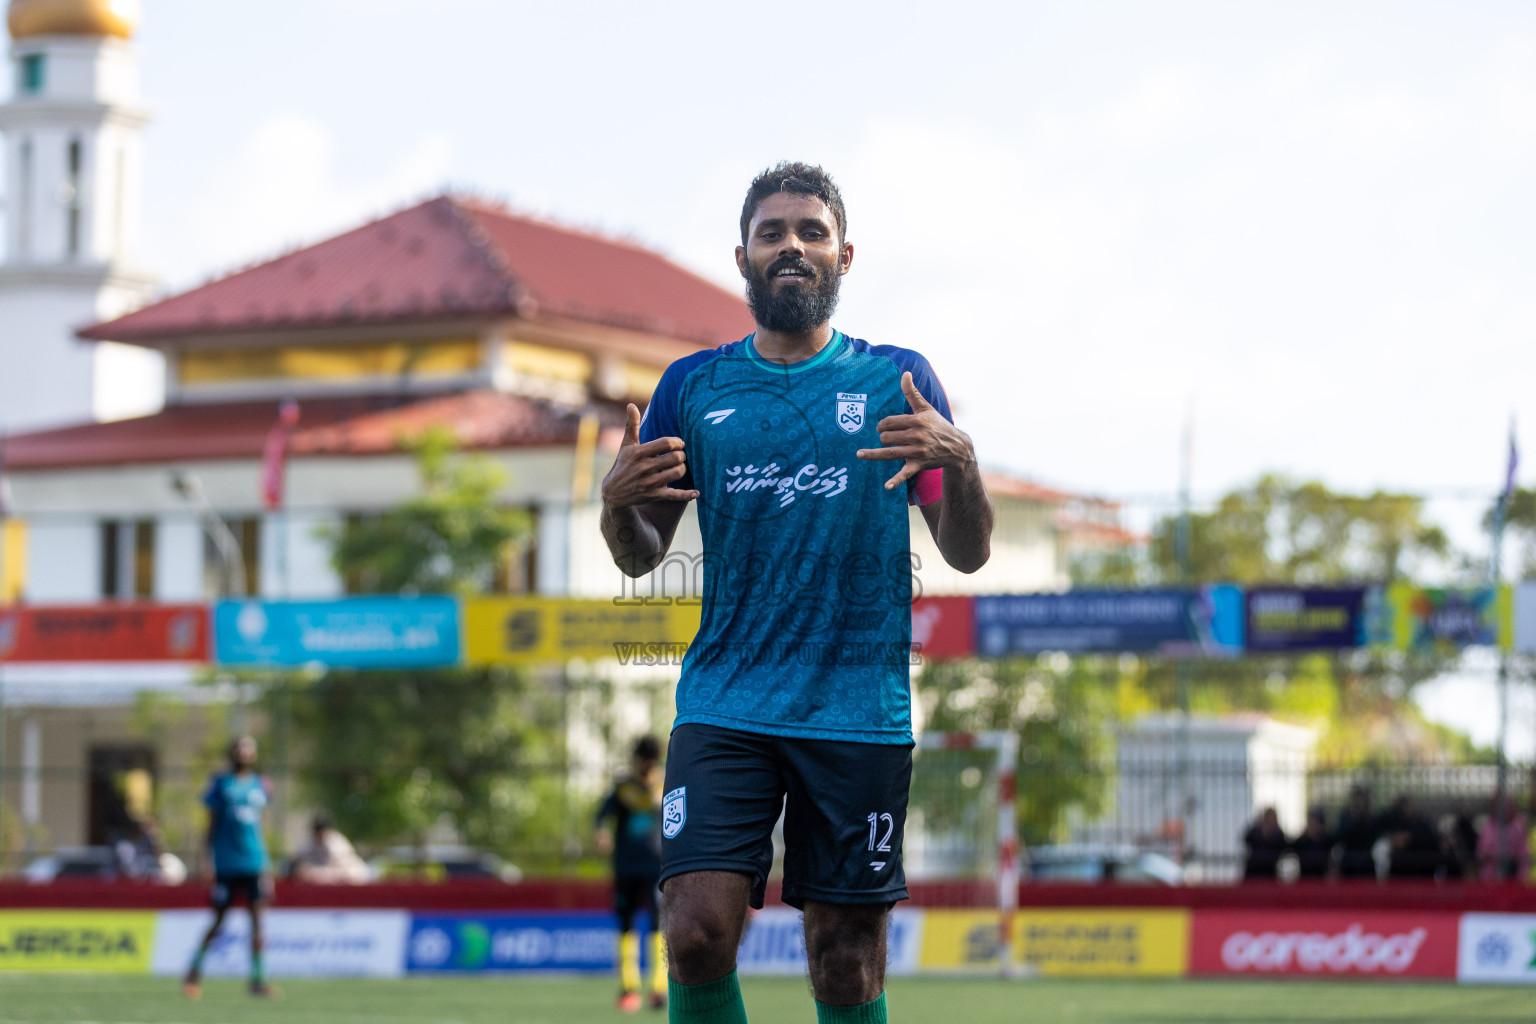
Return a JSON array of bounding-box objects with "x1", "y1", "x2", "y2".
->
[{"x1": 745, "y1": 255, "x2": 841, "y2": 334}]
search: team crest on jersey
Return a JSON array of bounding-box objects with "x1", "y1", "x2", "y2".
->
[
  {"x1": 836, "y1": 393, "x2": 867, "y2": 435},
  {"x1": 662, "y1": 787, "x2": 687, "y2": 838}
]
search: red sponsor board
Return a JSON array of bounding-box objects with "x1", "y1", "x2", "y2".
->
[
  {"x1": 0, "y1": 604, "x2": 209, "y2": 662},
  {"x1": 1190, "y1": 910, "x2": 1459, "y2": 979},
  {"x1": 911, "y1": 596, "x2": 974, "y2": 660}
]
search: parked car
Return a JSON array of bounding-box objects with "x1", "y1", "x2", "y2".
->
[
  {"x1": 368, "y1": 845, "x2": 522, "y2": 883},
  {"x1": 1023, "y1": 844, "x2": 1184, "y2": 885},
  {"x1": 22, "y1": 845, "x2": 186, "y2": 884}
]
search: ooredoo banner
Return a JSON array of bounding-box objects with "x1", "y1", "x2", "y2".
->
[
  {"x1": 1190, "y1": 910, "x2": 1459, "y2": 979},
  {"x1": 1458, "y1": 914, "x2": 1536, "y2": 984},
  {"x1": 151, "y1": 910, "x2": 408, "y2": 978}
]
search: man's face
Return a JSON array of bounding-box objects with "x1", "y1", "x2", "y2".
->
[
  {"x1": 232, "y1": 736, "x2": 258, "y2": 769},
  {"x1": 736, "y1": 192, "x2": 852, "y2": 334}
]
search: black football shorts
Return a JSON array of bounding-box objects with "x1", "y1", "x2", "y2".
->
[
  {"x1": 658, "y1": 723, "x2": 912, "y2": 909},
  {"x1": 210, "y1": 873, "x2": 270, "y2": 910}
]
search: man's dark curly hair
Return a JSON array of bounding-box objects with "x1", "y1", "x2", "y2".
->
[{"x1": 739, "y1": 161, "x2": 847, "y2": 245}]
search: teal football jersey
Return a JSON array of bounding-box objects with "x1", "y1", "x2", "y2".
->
[
  {"x1": 203, "y1": 771, "x2": 271, "y2": 876},
  {"x1": 639, "y1": 331, "x2": 953, "y2": 744}
]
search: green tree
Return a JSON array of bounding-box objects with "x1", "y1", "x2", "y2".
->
[
  {"x1": 278, "y1": 430, "x2": 553, "y2": 864},
  {"x1": 1488, "y1": 486, "x2": 1536, "y2": 578},
  {"x1": 321, "y1": 427, "x2": 529, "y2": 595}
]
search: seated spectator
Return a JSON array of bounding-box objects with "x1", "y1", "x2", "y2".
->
[
  {"x1": 1448, "y1": 812, "x2": 1480, "y2": 880},
  {"x1": 1243, "y1": 807, "x2": 1289, "y2": 880},
  {"x1": 291, "y1": 815, "x2": 371, "y2": 884},
  {"x1": 1477, "y1": 793, "x2": 1531, "y2": 882},
  {"x1": 1385, "y1": 795, "x2": 1442, "y2": 879},
  {"x1": 1336, "y1": 785, "x2": 1379, "y2": 879},
  {"x1": 1291, "y1": 806, "x2": 1333, "y2": 879}
]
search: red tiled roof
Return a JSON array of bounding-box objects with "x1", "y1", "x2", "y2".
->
[
  {"x1": 79, "y1": 196, "x2": 753, "y2": 347},
  {"x1": 5, "y1": 392, "x2": 614, "y2": 470},
  {"x1": 981, "y1": 471, "x2": 1077, "y2": 506}
]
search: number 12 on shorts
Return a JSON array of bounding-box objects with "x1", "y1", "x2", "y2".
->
[{"x1": 866, "y1": 812, "x2": 894, "y2": 852}]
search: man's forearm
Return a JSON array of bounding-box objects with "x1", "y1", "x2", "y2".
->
[
  {"x1": 601, "y1": 503, "x2": 667, "y2": 577},
  {"x1": 935, "y1": 458, "x2": 993, "y2": 573}
]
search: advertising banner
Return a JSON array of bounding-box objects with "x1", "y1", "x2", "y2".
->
[
  {"x1": 1189, "y1": 910, "x2": 1458, "y2": 979},
  {"x1": 152, "y1": 910, "x2": 408, "y2": 978},
  {"x1": 911, "y1": 596, "x2": 974, "y2": 661},
  {"x1": 974, "y1": 587, "x2": 1243, "y2": 658},
  {"x1": 406, "y1": 912, "x2": 616, "y2": 973},
  {"x1": 1515, "y1": 581, "x2": 1536, "y2": 655},
  {"x1": 1387, "y1": 583, "x2": 1512, "y2": 652},
  {"x1": 0, "y1": 604, "x2": 208, "y2": 663},
  {"x1": 1244, "y1": 587, "x2": 1376, "y2": 652},
  {"x1": 919, "y1": 909, "x2": 1187, "y2": 976},
  {"x1": 213, "y1": 598, "x2": 460, "y2": 667},
  {"x1": 0, "y1": 911, "x2": 156, "y2": 972},
  {"x1": 463, "y1": 597, "x2": 700, "y2": 667},
  {"x1": 737, "y1": 908, "x2": 922, "y2": 977},
  {"x1": 1458, "y1": 913, "x2": 1536, "y2": 984}
]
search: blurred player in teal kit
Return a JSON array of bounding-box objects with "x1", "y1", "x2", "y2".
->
[
  {"x1": 596, "y1": 736, "x2": 668, "y2": 1012},
  {"x1": 601, "y1": 163, "x2": 994, "y2": 1024},
  {"x1": 183, "y1": 736, "x2": 275, "y2": 999}
]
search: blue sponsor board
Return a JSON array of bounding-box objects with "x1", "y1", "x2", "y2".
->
[
  {"x1": 406, "y1": 913, "x2": 618, "y2": 973},
  {"x1": 214, "y1": 598, "x2": 460, "y2": 667},
  {"x1": 974, "y1": 587, "x2": 1244, "y2": 657},
  {"x1": 1245, "y1": 587, "x2": 1373, "y2": 652}
]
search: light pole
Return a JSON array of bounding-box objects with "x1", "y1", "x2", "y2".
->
[{"x1": 170, "y1": 470, "x2": 247, "y2": 597}]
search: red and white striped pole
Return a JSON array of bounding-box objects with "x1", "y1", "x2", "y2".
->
[{"x1": 993, "y1": 731, "x2": 1019, "y2": 978}]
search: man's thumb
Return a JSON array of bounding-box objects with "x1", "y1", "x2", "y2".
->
[
  {"x1": 902, "y1": 371, "x2": 930, "y2": 409},
  {"x1": 622, "y1": 403, "x2": 642, "y2": 445}
]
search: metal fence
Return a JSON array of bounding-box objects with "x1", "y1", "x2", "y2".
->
[{"x1": 2, "y1": 737, "x2": 1529, "y2": 886}]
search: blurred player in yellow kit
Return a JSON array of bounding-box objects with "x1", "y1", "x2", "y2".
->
[{"x1": 597, "y1": 736, "x2": 668, "y2": 1012}]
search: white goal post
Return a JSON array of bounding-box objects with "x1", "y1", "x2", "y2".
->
[{"x1": 913, "y1": 730, "x2": 1020, "y2": 977}]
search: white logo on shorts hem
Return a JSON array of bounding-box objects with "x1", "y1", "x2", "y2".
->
[{"x1": 662, "y1": 786, "x2": 687, "y2": 838}]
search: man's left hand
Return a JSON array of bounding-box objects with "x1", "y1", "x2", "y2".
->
[{"x1": 856, "y1": 371, "x2": 976, "y2": 490}]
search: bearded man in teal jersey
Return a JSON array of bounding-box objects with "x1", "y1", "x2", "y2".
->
[
  {"x1": 601, "y1": 162, "x2": 995, "y2": 1024},
  {"x1": 183, "y1": 736, "x2": 276, "y2": 999}
]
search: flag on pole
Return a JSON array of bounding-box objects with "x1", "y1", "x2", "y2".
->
[
  {"x1": 0, "y1": 433, "x2": 13, "y2": 520},
  {"x1": 261, "y1": 399, "x2": 301, "y2": 512},
  {"x1": 1503, "y1": 417, "x2": 1519, "y2": 504}
]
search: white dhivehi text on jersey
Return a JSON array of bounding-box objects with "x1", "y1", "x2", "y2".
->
[{"x1": 723, "y1": 464, "x2": 850, "y2": 506}]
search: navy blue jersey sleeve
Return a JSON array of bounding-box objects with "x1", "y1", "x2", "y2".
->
[
  {"x1": 639, "y1": 350, "x2": 719, "y2": 493},
  {"x1": 874, "y1": 346, "x2": 955, "y2": 506}
]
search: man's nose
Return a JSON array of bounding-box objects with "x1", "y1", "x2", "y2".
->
[{"x1": 777, "y1": 233, "x2": 805, "y2": 258}]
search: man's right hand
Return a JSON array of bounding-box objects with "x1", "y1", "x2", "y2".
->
[{"x1": 601, "y1": 404, "x2": 700, "y2": 509}]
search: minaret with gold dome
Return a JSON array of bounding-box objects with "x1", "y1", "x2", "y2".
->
[{"x1": 1, "y1": 0, "x2": 158, "y2": 431}]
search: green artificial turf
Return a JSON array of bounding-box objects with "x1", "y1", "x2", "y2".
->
[{"x1": 0, "y1": 974, "x2": 1531, "y2": 1024}]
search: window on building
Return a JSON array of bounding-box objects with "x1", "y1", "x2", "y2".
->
[
  {"x1": 19, "y1": 54, "x2": 44, "y2": 95},
  {"x1": 100, "y1": 519, "x2": 156, "y2": 599},
  {"x1": 66, "y1": 138, "x2": 82, "y2": 259},
  {"x1": 18, "y1": 139, "x2": 33, "y2": 259},
  {"x1": 492, "y1": 505, "x2": 540, "y2": 594},
  {"x1": 201, "y1": 516, "x2": 261, "y2": 597}
]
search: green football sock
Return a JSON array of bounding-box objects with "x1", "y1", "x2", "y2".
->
[
  {"x1": 188, "y1": 946, "x2": 206, "y2": 974},
  {"x1": 669, "y1": 969, "x2": 748, "y2": 1024},
  {"x1": 251, "y1": 952, "x2": 267, "y2": 984},
  {"x1": 815, "y1": 992, "x2": 887, "y2": 1024}
]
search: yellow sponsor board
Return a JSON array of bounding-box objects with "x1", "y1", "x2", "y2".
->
[
  {"x1": 464, "y1": 597, "x2": 702, "y2": 666},
  {"x1": 0, "y1": 911, "x2": 157, "y2": 972},
  {"x1": 921, "y1": 909, "x2": 1189, "y2": 977}
]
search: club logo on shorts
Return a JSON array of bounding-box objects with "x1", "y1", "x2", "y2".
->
[
  {"x1": 662, "y1": 786, "x2": 687, "y2": 839},
  {"x1": 836, "y1": 393, "x2": 867, "y2": 435}
]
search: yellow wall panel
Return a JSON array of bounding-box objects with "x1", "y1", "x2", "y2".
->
[
  {"x1": 0, "y1": 912, "x2": 157, "y2": 973},
  {"x1": 464, "y1": 597, "x2": 700, "y2": 666}
]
